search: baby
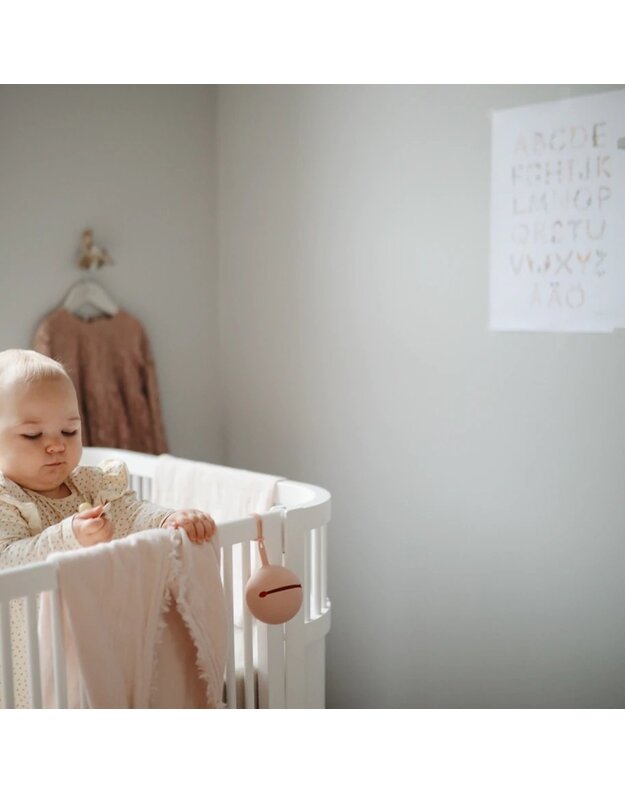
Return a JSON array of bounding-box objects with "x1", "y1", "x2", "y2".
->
[{"x1": 0, "y1": 348, "x2": 216, "y2": 570}]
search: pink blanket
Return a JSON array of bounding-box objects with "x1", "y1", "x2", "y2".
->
[{"x1": 38, "y1": 529, "x2": 227, "y2": 708}]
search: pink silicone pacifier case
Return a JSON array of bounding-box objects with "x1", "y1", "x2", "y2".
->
[{"x1": 245, "y1": 514, "x2": 303, "y2": 625}]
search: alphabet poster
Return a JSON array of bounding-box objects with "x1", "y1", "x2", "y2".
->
[{"x1": 489, "y1": 89, "x2": 625, "y2": 332}]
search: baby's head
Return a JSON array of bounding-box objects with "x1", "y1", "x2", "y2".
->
[{"x1": 0, "y1": 350, "x2": 82, "y2": 494}]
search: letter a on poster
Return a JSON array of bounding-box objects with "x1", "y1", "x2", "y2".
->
[{"x1": 489, "y1": 89, "x2": 625, "y2": 332}]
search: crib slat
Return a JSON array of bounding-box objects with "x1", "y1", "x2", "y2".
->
[
  {"x1": 222, "y1": 547, "x2": 236, "y2": 708},
  {"x1": 320, "y1": 524, "x2": 328, "y2": 608},
  {"x1": 304, "y1": 530, "x2": 311, "y2": 622},
  {"x1": 51, "y1": 590, "x2": 68, "y2": 708},
  {"x1": 312, "y1": 527, "x2": 322, "y2": 618},
  {"x1": 284, "y1": 513, "x2": 307, "y2": 707},
  {"x1": 25, "y1": 595, "x2": 43, "y2": 708},
  {"x1": 1, "y1": 600, "x2": 14, "y2": 708},
  {"x1": 241, "y1": 542, "x2": 255, "y2": 708},
  {"x1": 131, "y1": 473, "x2": 143, "y2": 500},
  {"x1": 256, "y1": 513, "x2": 286, "y2": 708}
]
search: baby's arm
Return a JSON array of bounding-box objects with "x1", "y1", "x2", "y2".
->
[
  {"x1": 0, "y1": 502, "x2": 80, "y2": 570},
  {"x1": 90, "y1": 460, "x2": 213, "y2": 543},
  {"x1": 106, "y1": 492, "x2": 174, "y2": 538},
  {"x1": 109, "y1": 493, "x2": 215, "y2": 544}
]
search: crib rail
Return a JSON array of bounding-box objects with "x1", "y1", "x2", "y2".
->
[
  {"x1": 0, "y1": 453, "x2": 331, "y2": 709},
  {"x1": 0, "y1": 561, "x2": 66, "y2": 708}
]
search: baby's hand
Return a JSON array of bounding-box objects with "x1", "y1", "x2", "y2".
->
[
  {"x1": 162, "y1": 510, "x2": 216, "y2": 544},
  {"x1": 72, "y1": 504, "x2": 114, "y2": 547}
]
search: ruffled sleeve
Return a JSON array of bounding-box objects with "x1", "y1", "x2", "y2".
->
[
  {"x1": 93, "y1": 459, "x2": 133, "y2": 505},
  {"x1": 73, "y1": 459, "x2": 173, "y2": 539}
]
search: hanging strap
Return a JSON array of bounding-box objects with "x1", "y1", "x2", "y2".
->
[{"x1": 252, "y1": 513, "x2": 270, "y2": 566}]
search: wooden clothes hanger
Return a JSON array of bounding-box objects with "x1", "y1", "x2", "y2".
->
[
  {"x1": 63, "y1": 277, "x2": 119, "y2": 318},
  {"x1": 63, "y1": 229, "x2": 119, "y2": 319}
]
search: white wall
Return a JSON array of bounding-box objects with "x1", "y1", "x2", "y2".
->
[
  {"x1": 0, "y1": 85, "x2": 222, "y2": 461},
  {"x1": 217, "y1": 85, "x2": 625, "y2": 707},
  {"x1": 4, "y1": 84, "x2": 624, "y2": 709}
]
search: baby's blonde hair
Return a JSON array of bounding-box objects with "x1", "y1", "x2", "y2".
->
[{"x1": 0, "y1": 349, "x2": 70, "y2": 390}]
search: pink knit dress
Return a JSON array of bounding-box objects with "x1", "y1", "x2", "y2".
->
[{"x1": 33, "y1": 308, "x2": 168, "y2": 454}]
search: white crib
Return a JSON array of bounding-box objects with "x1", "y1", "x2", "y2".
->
[{"x1": 0, "y1": 447, "x2": 331, "y2": 709}]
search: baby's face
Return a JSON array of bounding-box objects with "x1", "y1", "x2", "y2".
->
[{"x1": 0, "y1": 376, "x2": 82, "y2": 494}]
